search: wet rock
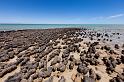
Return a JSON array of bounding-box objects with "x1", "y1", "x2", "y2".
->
[
  {"x1": 62, "y1": 53, "x2": 69, "y2": 58},
  {"x1": 48, "y1": 49, "x2": 60, "y2": 61},
  {"x1": 94, "y1": 53, "x2": 100, "y2": 59},
  {"x1": 0, "y1": 56, "x2": 9, "y2": 62},
  {"x1": 88, "y1": 46, "x2": 96, "y2": 54},
  {"x1": 121, "y1": 50, "x2": 124, "y2": 54},
  {"x1": 5, "y1": 73, "x2": 21, "y2": 82},
  {"x1": 51, "y1": 56, "x2": 61, "y2": 66},
  {"x1": 69, "y1": 62, "x2": 75, "y2": 70},
  {"x1": 105, "y1": 33, "x2": 109, "y2": 37},
  {"x1": 116, "y1": 74, "x2": 124, "y2": 82},
  {"x1": 39, "y1": 61, "x2": 45, "y2": 69},
  {"x1": 83, "y1": 76, "x2": 95, "y2": 82},
  {"x1": 75, "y1": 60, "x2": 81, "y2": 65},
  {"x1": 63, "y1": 46, "x2": 67, "y2": 49},
  {"x1": 116, "y1": 57, "x2": 122, "y2": 65},
  {"x1": 111, "y1": 60, "x2": 117, "y2": 68},
  {"x1": 104, "y1": 58, "x2": 116, "y2": 73},
  {"x1": 110, "y1": 39, "x2": 112, "y2": 42},
  {"x1": 89, "y1": 69, "x2": 96, "y2": 79},
  {"x1": 104, "y1": 45, "x2": 111, "y2": 51},
  {"x1": 121, "y1": 55, "x2": 124, "y2": 63},
  {"x1": 85, "y1": 58, "x2": 97, "y2": 65},
  {"x1": 92, "y1": 42, "x2": 99, "y2": 46},
  {"x1": 39, "y1": 72, "x2": 48, "y2": 78},
  {"x1": 109, "y1": 78, "x2": 116, "y2": 82},
  {"x1": 57, "y1": 63, "x2": 66, "y2": 72},
  {"x1": 62, "y1": 58, "x2": 68, "y2": 65},
  {"x1": 26, "y1": 69, "x2": 36, "y2": 79},
  {"x1": 80, "y1": 56, "x2": 85, "y2": 62},
  {"x1": 0, "y1": 65, "x2": 17, "y2": 77},
  {"x1": 30, "y1": 73, "x2": 38, "y2": 80},
  {"x1": 8, "y1": 51, "x2": 15, "y2": 59},
  {"x1": 39, "y1": 67, "x2": 52, "y2": 78},
  {"x1": 21, "y1": 68, "x2": 27, "y2": 73},
  {"x1": 52, "y1": 65, "x2": 56, "y2": 72},
  {"x1": 115, "y1": 44, "x2": 119, "y2": 49},
  {"x1": 96, "y1": 73, "x2": 101, "y2": 80},
  {"x1": 69, "y1": 55, "x2": 76, "y2": 61},
  {"x1": 20, "y1": 57, "x2": 30, "y2": 66},
  {"x1": 16, "y1": 58, "x2": 24, "y2": 65},
  {"x1": 109, "y1": 50, "x2": 115, "y2": 54},
  {"x1": 77, "y1": 64, "x2": 89, "y2": 74},
  {"x1": 116, "y1": 76, "x2": 123, "y2": 82},
  {"x1": 58, "y1": 76, "x2": 66, "y2": 82},
  {"x1": 97, "y1": 38, "x2": 101, "y2": 41}
]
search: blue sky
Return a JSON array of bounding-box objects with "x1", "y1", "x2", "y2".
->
[{"x1": 0, "y1": 0, "x2": 124, "y2": 24}]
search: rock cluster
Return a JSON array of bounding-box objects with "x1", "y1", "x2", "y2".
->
[{"x1": 0, "y1": 28, "x2": 124, "y2": 82}]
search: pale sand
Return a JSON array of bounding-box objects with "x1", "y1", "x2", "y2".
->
[{"x1": 43, "y1": 37, "x2": 124, "y2": 82}]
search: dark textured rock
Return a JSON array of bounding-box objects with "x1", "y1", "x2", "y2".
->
[
  {"x1": 116, "y1": 57, "x2": 122, "y2": 65},
  {"x1": 83, "y1": 76, "x2": 95, "y2": 82},
  {"x1": 121, "y1": 55, "x2": 124, "y2": 63},
  {"x1": 75, "y1": 60, "x2": 81, "y2": 65},
  {"x1": 94, "y1": 53, "x2": 100, "y2": 59},
  {"x1": 51, "y1": 56, "x2": 61, "y2": 66},
  {"x1": 77, "y1": 64, "x2": 89, "y2": 74},
  {"x1": 63, "y1": 46, "x2": 67, "y2": 49},
  {"x1": 115, "y1": 44, "x2": 119, "y2": 49},
  {"x1": 69, "y1": 62, "x2": 75, "y2": 70},
  {"x1": 89, "y1": 69, "x2": 96, "y2": 79},
  {"x1": 69, "y1": 55, "x2": 76, "y2": 62},
  {"x1": 58, "y1": 76, "x2": 66, "y2": 82},
  {"x1": 24, "y1": 69, "x2": 36, "y2": 79},
  {"x1": 0, "y1": 65, "x2": 17, "y2": 77},
  {"x1": 80, "y1": 56, "x2": 85, "y2": 62},
  {"x1": 39, "y1": 67, "x2": 52, "y2": 78},
  {"x1": 121, "y1": 50, "x2": 124, "y2": 54},
  {"x1": 30, "y1": 73, "x2": 38, "y2": 80},
  {"x1": 62, "y1": 58, "x2": 68, "y2": 65},
  {"x1": 48, "y1": 49, "x2": 60, "y2": 61},
  {"x1": 39, "y1": 61, "x2": 45, "y2": 69},
  {"x1": 109, "y1": 50, "x2": 115, "y2": 54},
  {"x1": 20, "y1": 57, "x2": 30, "y2": 66},
  {"x1": 109, "y1": 78, "x2": 117, "y2": 82},
  {"x1": 5, "y1": 73, "x2": 21, "y2": 82},
  {"x1": 104, "y1": 45, "x2": 111, "y2": 51},
  {"x1": 96, "y1": 73, "x2": 101, "y2": 80},
  {"x1": 88, "y1": 46, "x2": 96, "y2": 54},
  {"x1": 57, "y1": 63, "x2": 66, "y2": 72},
  {"x1": 52, "y1": 65, "x2": 56, "y2": 72},
  {"x1": 62, "y1": 53, "x2": 69, "y2": 58}
]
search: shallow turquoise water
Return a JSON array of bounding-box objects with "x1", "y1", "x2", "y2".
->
[{"x1": 0, "y1": 24, "x2": 124, "y2": 31}]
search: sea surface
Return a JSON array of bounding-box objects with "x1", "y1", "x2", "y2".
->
[{"x1": 0, "y1": 24, "x2": 124, "y2": 31}]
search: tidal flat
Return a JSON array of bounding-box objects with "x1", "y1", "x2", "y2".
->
[{"x1": 0, "y1": 28, "x2": 124, "y2": 82}]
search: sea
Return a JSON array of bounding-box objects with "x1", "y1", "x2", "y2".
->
[{"x1": 0, "y1": 24, "x2": 124, "y2": 31}]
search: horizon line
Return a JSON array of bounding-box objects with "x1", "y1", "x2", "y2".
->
[{"x1": 0, "y1": 23, "x2": 124, "y2": 25}]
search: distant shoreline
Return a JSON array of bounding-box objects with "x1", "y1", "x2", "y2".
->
[{"x1": 0, "y1": 24, "x2": 124, "y2": 31}]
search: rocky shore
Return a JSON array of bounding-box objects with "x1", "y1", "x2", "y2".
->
[{"x1": 0, "y1": 28, "x2": 124, "y2": 82}]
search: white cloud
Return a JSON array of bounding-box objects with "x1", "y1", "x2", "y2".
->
[
  {"x1": 107, "y1": 14, "x2": 124, "y2": 19},
  {"x1": 91, "y1": 14, "x2": 124, "y2": 20}
]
